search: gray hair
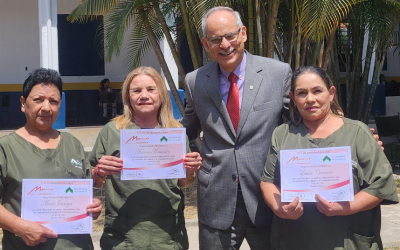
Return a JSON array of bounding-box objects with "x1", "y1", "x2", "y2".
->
[{"x1": 201, "y1": 6, "x2": 243, "y2": 37}]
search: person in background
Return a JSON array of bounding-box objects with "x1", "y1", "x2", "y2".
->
[
  {"x1": 379, "y1": 74, "x2": 387, "y2": 85},
  {"x1": 99, "y1": 78, "x2": 117, "y2": 118},
  {"x1": 261, "y1": 66, "x2": 398, "y2": 250},
  {"x1": 0, "y1": 68, "x2": 102, "y2": 249},
  {"x1": 90, "y1": 66, "x2": 202, "y2": 250}
]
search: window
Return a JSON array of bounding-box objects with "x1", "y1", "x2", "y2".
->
[{"x1": 58, "y1": 14, "x2": 104, "y2": 76}]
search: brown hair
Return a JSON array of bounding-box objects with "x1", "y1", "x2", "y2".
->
[
  {"x1": 112, "y1": 66, "x2": 182, "y2": 130},
  {"x1": 290, "y1": 66, "x2": 343, "y2": 125}
]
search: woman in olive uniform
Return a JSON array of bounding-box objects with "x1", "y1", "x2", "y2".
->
[
  {"x1": 0, "y1": 68, "x2": 103, "y2": 250},
  {"x1": 90, "y1": 66, "x2": 202, "y2": 250},
  {"x1": 260, "y1": 66, "x2": 398, "y2": 250}
]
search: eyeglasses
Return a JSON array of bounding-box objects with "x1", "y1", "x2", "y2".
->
[{"x1": 205, "y1": 28, "x2": 241, "y2": 46}]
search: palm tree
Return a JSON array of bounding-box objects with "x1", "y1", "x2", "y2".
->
[
  {"x1": 68, "y1": 0, "x2": 185, "y2": 114},
  {"x1": 68, "y1": 0, "x2": 400, "y2": 123},
  {"x1": 361, "y1": 0, "x2": 400, "y2": 123},
  {"x1": 179, "y1": 0, "x2": 203, "y2": 69},
  {"x1": 336, "y1": 0, "x2": 400, "y2": 121}
]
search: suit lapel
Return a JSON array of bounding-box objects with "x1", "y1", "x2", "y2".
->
[
  {"x1": 204, "y1": 62, "x2": 236, "y2": 135},
  {"x1": 236, "y1": 54, "x2": 263, "y2": 138}
]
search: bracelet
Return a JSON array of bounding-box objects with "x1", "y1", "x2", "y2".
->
[{"x1": 94, "y1": 165, "x2": 106, "y2": 184}]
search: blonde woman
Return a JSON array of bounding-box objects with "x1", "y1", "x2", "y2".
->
[{"x1": 90, "y1": 66, "x2": 202, "y2": 250}]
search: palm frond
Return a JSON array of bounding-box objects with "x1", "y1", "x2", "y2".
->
[
  {"x1": 102, "y1": 0, "x2": 158, "y2": 62},
  {"x1": 362, "y1": 0, "x2": 399, "y2": 46},
  {"x1": 68, "y1": 0, "x2": 121, "y2": 23},
  {"x1": 189, "y1": 0, "x2": 226, "y2": 34},
  {"x1": 301, "y1": 0, "x2": 361, "y2": 42},
  {"x1": 124, "y1": 10, "x2": 165, "y2": 69}
]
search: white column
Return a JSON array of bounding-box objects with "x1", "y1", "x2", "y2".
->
[{"x1": 38, "y1": 0, "x2": 58, "y2": 71}]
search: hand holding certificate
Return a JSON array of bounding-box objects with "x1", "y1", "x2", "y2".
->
[
  {"x1": 280, "y1": 146, "x2": 354, "y2": 202},
  {"x1": 21, "y1": 179, "x2": 93, "y2": 235}
]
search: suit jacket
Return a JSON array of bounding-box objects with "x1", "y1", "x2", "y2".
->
[{"x1": 181, "y1": 52, "x2": 291, "y2": 230}]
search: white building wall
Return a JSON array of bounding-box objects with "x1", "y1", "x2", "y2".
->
[
  {"x1": 0, "y1": 0, "x2": 166, "y2": 86},
  {"x1": 0, "y1": 0, "x2": 40, "y2": 84}
]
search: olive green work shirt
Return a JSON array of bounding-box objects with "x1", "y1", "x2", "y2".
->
[
  {"x1": 0, "y1": 132, "x2": 94, "y2": 250},
  {"x1": 261, "y1": 117, "x2": 398, "y2": 250},
  {"x1": 89, "y1": 121, "x2": 189, "y2": 250}
]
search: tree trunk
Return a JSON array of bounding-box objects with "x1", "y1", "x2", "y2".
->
[
  {"x1": 310, "y1": 41, "x2": 320, "y2": 66},
  {"x1": 322, "y1": 27, "x2": 337, "y2": 70},
  {"x1": 357, "y1": 35, "x2": 374, "y2": 120},
  {"x1": 189, "y1": 17, "x2": 203, "y2": 68},
  {"x1": 142, "y1": 12, "x2": 185, "y2": 115},
  {"x1": 248, "y1": 0, "x2": 255, "y2": 54},
  {"x1": 179, "y1": 0, "x2": 200, "y2": 69},
  {"x1": 261, "y1": 2, "x2": 267, "y2": 57},
  {"x1": 267, "y1": 0, "x2": 280, "y2": 58},
  {"x1": 318, "y1": 40, "x2": 324, "y2": 67},
  {"x1": 153, "y1": 5, "x2": 186, "y2": 81},
  {"x1": 349, "y1": 25, "x2": 364, "y2": 119},
  {"x1": 328, "y1": 40, "x2": 342, "y2": 106},
  {"x1": 345, "y1": 22, "x2": 353, "y2": 116},
  {"x1": 345, "y1": 53, "x2": 352, "y2": 117},
  {"x1": 285, "y1": 0, "x2": 295, "y2": 66},
  {"x1": 300, "y1": 38, "x2": 307, "y2": 67},
  {"x1": 295, "y1": 25, "x2": 301, "y2": 70},
  {"x1": 255, "y1": 0, "x2": 263, "y2": 56},
  {"x1": 363, "y1": 49, "x2": 386, "y2": 123}
]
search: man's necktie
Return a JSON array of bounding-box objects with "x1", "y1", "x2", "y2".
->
[{"x1": 227, "y1": 73, "x2": 240, "y2": 132}]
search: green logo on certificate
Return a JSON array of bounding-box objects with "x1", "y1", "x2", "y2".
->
[
  {"x1": 160, "y1": 136, "x2": 168, "y2": 142},
  {"x1": 323, "y1": 156, "x2": 331, "y2": 162},
  {"x1": 65, "y1": 187, "x2": 73, "y2": 194}
]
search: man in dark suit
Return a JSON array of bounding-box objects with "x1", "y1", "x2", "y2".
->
[{"x1": 181, "y1": 6, "x2": 291, "y2": 250}]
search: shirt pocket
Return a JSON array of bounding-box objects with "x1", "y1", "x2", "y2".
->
[{"x1": 344, "y1": 230, "x2": 378, "y2": 250}]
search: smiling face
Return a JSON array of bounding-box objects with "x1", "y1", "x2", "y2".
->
[
  {"x1": 289, "y1": 73, "x2": 335, "y2": 123},
  {"x1": 201, "y1": 10, "x2": 247, "y2": 72},
  {"x1": 129, "y1": 74, "x2": 162, "y2": 120},
  {"x1": 21, "y1": 83, "x2": 61, "y2": 132}
]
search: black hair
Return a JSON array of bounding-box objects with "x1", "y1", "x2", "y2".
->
[
  {"x1": 289, "y1": 66, "x2": 343, "y2": 125},
  {"x1": 22, "y1": 68, "x2": 63, "y2": 100},
  {"x1": 100, "y1": 78, "x2": 110, "y2": 92}
]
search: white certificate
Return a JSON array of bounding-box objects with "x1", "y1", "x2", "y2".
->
[
  {"x1": 21, "y1": 179, "x2": 93, "y2": 234},
  {"x1": 120, "y1": 128, "x2": 186, "y2": 180},
  {"x1": 280, "y1": 146, "x2": 354, "y2": 202}
]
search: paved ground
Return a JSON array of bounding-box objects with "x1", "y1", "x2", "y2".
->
[{"x1": 90, "y1": 197, "x2": 400, "y2": 250}]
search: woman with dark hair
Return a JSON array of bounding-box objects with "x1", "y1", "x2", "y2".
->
[
  {"x1": 90, "y1": 66, "x2": 202, "y2": 250},
  {"x1": 0, "y1": 68, "x2": 103, "y2": 249},
  {"x1": 98, "y1": 78, "x2": 116, "y2": 118},
  {"x1": 260, "y1": 66, "x2": 398, "y2": 249}
]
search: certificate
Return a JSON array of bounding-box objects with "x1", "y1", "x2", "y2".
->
[
  {"x1": 280, "y1": 147, "x2": 354, "y2": 202},
  {"x1": 120, "y1": 128, "x2": 186, "y2": 180},
  {"x1": 21, "y1": 179, "x2": 93, "y2": 234}
]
